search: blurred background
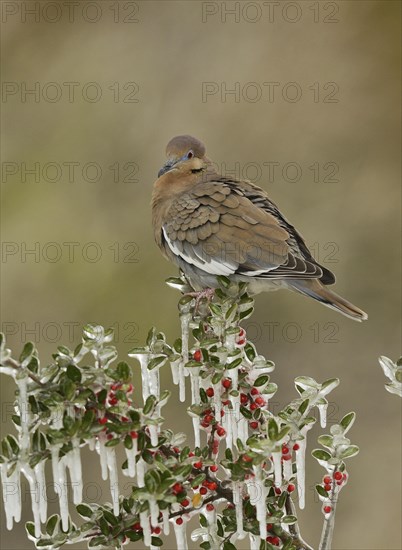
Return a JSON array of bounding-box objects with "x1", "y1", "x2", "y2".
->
[{"x1": 1, "y1": 1, "x2": 400, "y2": 548}]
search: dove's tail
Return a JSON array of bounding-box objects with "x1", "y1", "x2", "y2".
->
[{"x1": 288, "y1": 280, "x2": 368, "y2": 322}]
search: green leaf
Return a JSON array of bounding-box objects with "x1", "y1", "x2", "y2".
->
[
  {"x1": 105, "y1": 438, "x2": 120, "y2": 447},
  {"x1": 36, "y1": 539, "x2": 54, "y2": 547},
  {"x1": 151, "y1": 537, "x2": 163, "y2": 547},
  {"x1": 340, "y1": 412, "x2": 356, "y2": 432},
  {"x1": 26, "y1": 522, "x2": 36, "y2": 538},
  {"x1": 199, "y1": 513, "x2": 207, "y2": 527},
  {"x1": 317, "y1": 435, "x2": 333, "y2": 449},
  {"x1": 66, "y1": 364, "x2": 81, "y2": 383},
  {"x1": 227, "y1": 357, "x2": 242, "y2": 369},
  {"x1": 298, "y1": 399, "x2": 309, "y2": 415},
  {"x1": 19, "y1": 342, "x2": 34, "y2": 364},
  {"x1": 312, "y1": 449, "x2": 331, "y2": 461},
  {"x1": 315, "y1": 484, "x2": 329, "y2": 498},
  {"x1": 223, "y1": 543, "x2": 237, "y2": 550},
  {"x1": 143, "y1": 395, "x2": 157, "y2": 415},
  {"x1": 268, "y1": 418, "x2": 278, "y2": 441},
  {"x1": 339, "y1": 445, "x2": 359, "y2": 459},
  {"x1": 191, "y1": 473, "x2": 206, "y2": 487},
  {"x1": 282, "y1": 515, "x2": 297, "y2": 524},
  {"x1": 254, "y1": 375, "x2": 269, "y2": 387},
  {"x1": 76, "y1": 504, "x2": 93, "y2": 518},
  {"x1": 46, "y1": 514, "x2": 59, "y2": 536},
  {"x1": 148, "y1": 356, "x2": 167, "y2": 371}
]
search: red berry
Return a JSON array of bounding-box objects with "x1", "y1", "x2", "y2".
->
[
  {"x1": 176, "y1": 517, "x2": 183, "y2": 525},
  {"x1": 220, "y1": 409, "x2": 225, "y2": 417},
  {"x1": 266, "y1": 523, "x2": 273, "y2": 531},
  {"x1": 323, "y1": 475, "x2": 331, "y2": 485},
  {"x1": 334, "y1": 471, "x2": 343, "y2": 481},
  {"x1": 237, "y1": 339, "x2": 246, "y2": 345},
  {"x1": 193, "y1": 350, "x2": 202, "y2": 362},
  {"x1": 266, "y1": 536, "x2": 280, "y2": 545},
  {"x1": 222, "y1": 399, "x2": 230, "y2": 406},
  {"x1": 255, "y1": 396, "x2": 265, "y2": 406},
  {"x1": 209, "y1": 465, "x2": 218, "y2": 472},
  {"x1": 293, "y1": 443, "x2": 300, "y2": 451},
  {"x1": 204, "y1": 414, "x2": 214, "y2": 424},
  {"x1": 152, "y1": 526, "x2": 161, "y2": 534},
  {"x1": 240, "y1": 393, "x2": 248, "y2": 404},
  {"x1": 180, "y1": 498, "x2": 190, "y2": 507},
  {"x1": 207, "y1": 481, "x2": 217, "y2": 491},
  {"x1": 108, "y1": 396, "x2": 118, "y2": 406},
  {"x1": 199, "y1": 486, "x2": 208, "y2": 495},
  {"x1": 250, "y1": 403, "x2": 258, "y2": 411},
  {"x1": 130, "y1": 431, "x2": 138, "y2": 439},
  {"x1": 274, "y1": 487, "x2": 281, "y2": 495},
  {"x1": 250, "y1": 387, "x2": 259, "y2": 396},
  {"x1": 222, "y1": 378, "x2": 231, "y2": 389},
  {"x1": 132, "y1": 522, "x2": 142, "y2": 531},
  {"x1": 193, "y1": 461, "x2": 203, "y2": 469},
  {"x1": 98, "y1": 417, "x2": 107, "y2": 425},
  {"x1": 282, "y1": 446, "x2": 290, "y2": 455},
  {"x1": 249, "y1": 421, "x2": 259, "y2": 430},
  {"x1": 336, "y1": 480, "x2": 343, "y2": 486},
  {"x1": 216, "y1": 426, "x2": 226, "y2": 437},
  {"x1": 323, "y1": 506, "x2": 332, "y2": 514},
  {"x1": 282, "y1": 454, "x2": 292, "y2": 461},
  {"x1": 111, "y1": 383, "x2": 121, "y2": 391},
  {"x1": 189, "y1": 452, "x2": 195, "y2": 457},
  {"x1": 172, "y1": 483, "x2": 183, "y2": 494},
  {"x1": 206, "y1": 387, "x2": 214, "y2": 397},
  {"x1": 206, "y1": 503, "x2": 214, "y2": 511},
  {"x1": 324, "y1": 484, "x2": 331, "y2": 492},
  {"x1": 242, "y1": 454, "x2": 253, "y2": 463},
  {"x1": 287, "y1": 484, "x2": 295, "y2": 493}
]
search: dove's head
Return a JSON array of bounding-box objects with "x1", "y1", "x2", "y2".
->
[{"x1": 158, "y1": 135, "x2": 208, "y2": 178}]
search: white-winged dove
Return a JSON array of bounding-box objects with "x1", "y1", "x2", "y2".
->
[{"x1": 152, "y1": 135, "x2": 367, "y2": 321}]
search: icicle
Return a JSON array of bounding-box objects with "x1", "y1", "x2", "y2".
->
[
  {"x1": 283, "y1": 455, "x2": 293, "y2": 481},
  {"x1": 224, "y1": 403, "x2": 233, "y2": 450},
  {"x1": 17, "y1": 376, "x2": 30, "y2": 454},
  {"x1": 170, "y1": 358, "x2": 181, "y2": 385},
  {"x1": 125, "y1": 439, "x2": 138, "y2": 477},
  {"x1": 173, "y1": 518, "x2": 188, "y2": 550},
  {"x1": 51, "y1": 449, "x2": 69, "y2": 531},
  {"x1": 272, "y1": 451, "x2": 282, "y2": 487},
  {"x1": 106, "y1": 447, "x2": 119, "y2": 516},
  {"x1": 140, "y1": 510, "x2": 151, "y2": 546},
  {"x1": 21, "y1": 465, "x2": 41, "y2": 537},
  {"x1": 148, "y1": 365, "x2": 160, "y2": 400},
  {"x1": 1, "y1": 462, "x2": 21, "y2": 530},
  {"x1": 149, "y1": 497, "x2": 159, "y2": 527},
  {"x1": 97, "y1": 434, "x2": 108, "y2": 480},
  {"x1": 149, "y1": 424, "x2": 159, "y2": 447},
  {"x1": 233, "y1": 481, "x2": 245, "y2": 539},
  {"x1": 137, "y1": 457, "x2": 146, "y2": 487},
  {"x1": 204, "y1": 505, "x2": 219, "y2": 549},
  {"x1": 318, "y1": 402, "x2": 328, "y2": 428},
  {"x1": 138, "y1": 355, "x2": 151, "y2": 402},
  {"x1": 189, "y1": 369, "x2": 201, "y2": 446},
  {"x1": 88, "y1": 437, "x2": 96, "y2": 451},
  {"x1": 66, "y1": 439, "x2": 83, "y2": 504},
  {"x1": 253, "y1": 465, "x2": 267, "y2": 540},
  {"x1": 34, "y1": 460, "x2": 47, "y2": 523},
  {"x1": 162, "y1": 508, "x2": 170, "y2": 535},
  {"x1": 179, "y1": 312, "x2": 191, "y2": 403},
  {"x1": 295, "y1": 424, "x2": 313, "y2": 509}
]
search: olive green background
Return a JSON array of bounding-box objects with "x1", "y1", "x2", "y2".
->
[{"x1": 1, "y1": 1, "x2": 400, "y2": 549}]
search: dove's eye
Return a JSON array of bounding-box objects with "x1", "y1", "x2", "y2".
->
[{"x1": 187, "y1": 150, "x2": 194, "y2": 159}]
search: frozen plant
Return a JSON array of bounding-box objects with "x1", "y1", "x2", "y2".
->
[{"x1": 0, "y1": 276, "x2": 361, "y2": 550}]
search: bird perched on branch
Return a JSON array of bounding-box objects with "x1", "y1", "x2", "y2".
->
[{"x1": 152, "y1": 135, "x2": 367, "y2": 321}]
